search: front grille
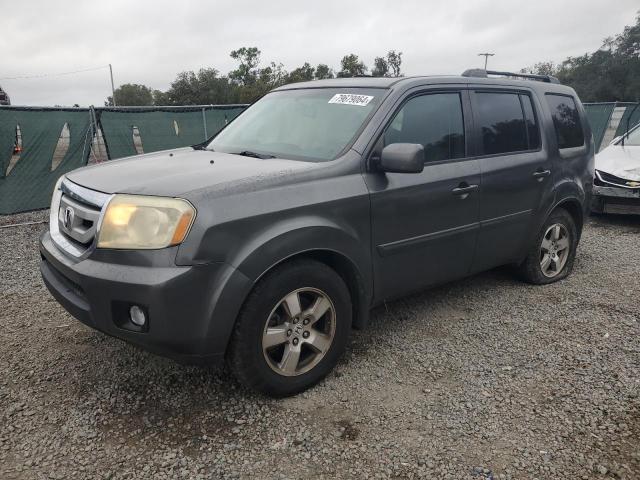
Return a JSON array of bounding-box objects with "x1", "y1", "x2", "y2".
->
[
  {"x1": 58, "y1": 194, "x2": 101, "y2": 247},
  {"x1": 595, "y1": 170, "x2": 640, "y2": 189},
  {"x1": 50, "y1": 178, "x2": 111, "y2": 258}
]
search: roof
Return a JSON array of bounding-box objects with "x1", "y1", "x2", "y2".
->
[
  {"x1": 274, "y1": 77, "x2": 406, "y2": 90},
  {"x1": 273, "y1": 74, "x2": 575, "y2": 94}
]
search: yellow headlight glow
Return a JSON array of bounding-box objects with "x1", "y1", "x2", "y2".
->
[
  {"x1": 97, "y1": 194, "x2": 195, "y2": 249},
  {"x1": 107, "y1": 203, "x2": 137, "y2": 226}
]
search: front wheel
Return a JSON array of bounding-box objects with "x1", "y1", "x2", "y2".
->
[
  {"x1": 227, "y1": 259, "x2": 352, "y2": 397},
  {"x1": 518, "y1": 208, "x2": 578, "y2": 284}
]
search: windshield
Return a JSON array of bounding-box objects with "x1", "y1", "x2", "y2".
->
[
  {"x1": 618, "y1": 122, "x2": 640, "y2": 146},
  {"x1": 208, "y1": 88, "x2": 383, "y2": 161}
]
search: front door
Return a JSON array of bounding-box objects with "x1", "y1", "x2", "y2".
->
[{"x1": 364, "y1": 90, "x2": 481, "y2": 301}]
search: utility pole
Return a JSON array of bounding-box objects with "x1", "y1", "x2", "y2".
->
[
  {"x1": 109, "y1": 64, "x2": 117, "y2": 106},
  {"x1": 478, "y1": 53, "x2": 495, "y2": 70}
]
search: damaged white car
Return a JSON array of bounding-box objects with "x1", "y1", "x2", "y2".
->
[{"x1": 592, "y1": 121, "x2": 640, "y2": 215}]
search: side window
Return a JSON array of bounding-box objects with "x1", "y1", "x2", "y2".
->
[
  {"x1": 545, "y1": 94, "x2": 585, "y2": 149},
  {"x1": 476, "y1": 92, "x2": 528, "y2": 155},
  {"x1": 521, "y1": 94, "x2": 541, "y2": 150},
  {"x1": 384, "y1": 93, "x2": 465, "y2": 162}
]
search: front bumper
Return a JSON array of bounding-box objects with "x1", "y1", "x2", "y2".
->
[
  {"x1": 39, "y1": 231, "x2": 251, "y2": 364},
  {"x1": 592, "y1": 185, "x2": 640, "y2": 215}
]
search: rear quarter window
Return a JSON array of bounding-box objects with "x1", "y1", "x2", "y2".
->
[{"x1": 545, "y1": 94, "x2": 585, "y2": 149}]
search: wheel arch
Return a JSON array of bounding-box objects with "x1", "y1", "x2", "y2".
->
[
  {"x1": 252, "y1": 248, "x2": 370, "y2": 331},
  {"x1": 518, "y1": 195, "x2": 586, "y2": 266},
  {"x1": 229, "y1": 220, "x2": 372, "y2": 319},
  {"x1": 208, "y1": 222, "x2": 373, "y2": 358},
  {"x1": 553, "y1": 197, "x2": 584, "y2": 239}
]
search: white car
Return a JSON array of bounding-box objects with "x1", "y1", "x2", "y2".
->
[{"x1": 592, "y1": 122, "x2": 640, "y2": 215}]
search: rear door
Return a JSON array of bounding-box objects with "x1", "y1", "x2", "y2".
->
[
  {"x1": 364, "y1": 88, "x2": 481, "y2": 301},
  {"x1": 469, "y1": 89, "x2": 555, "y2": 272}
]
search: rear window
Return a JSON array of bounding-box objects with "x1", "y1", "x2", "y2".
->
[
  {"x1": 475, "y1": 92, "x2": 529, "y2": 155},
  {"x1": 545, "y1": 94, "x2": 584, "y2": 149}
]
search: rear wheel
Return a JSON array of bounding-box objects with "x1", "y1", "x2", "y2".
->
[
  {"x1": 227, "y1": 259, "x2": 351, "y2": 397},
  {"x1": 518, "y1": 208, "x2": 578, "y2": 284}
]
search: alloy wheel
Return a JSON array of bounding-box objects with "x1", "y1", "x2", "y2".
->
[
  {"x1": 262, "y1": 288, "x2": 336, "y2": 377},
  {"x1": 540, "y1": 223, "x2": 570, "y2": 278}
]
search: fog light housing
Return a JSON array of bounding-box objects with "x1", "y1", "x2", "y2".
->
[{"x1": 129, "y1": 305, "x2": 147, "y2": 327}]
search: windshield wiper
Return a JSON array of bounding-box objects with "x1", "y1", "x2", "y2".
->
[{"x1": 233, "y1": 150, "x2": 276, "y2": 159}]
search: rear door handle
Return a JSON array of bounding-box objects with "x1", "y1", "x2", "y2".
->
[
  {"x1": 452, "y1": 183, "x2": 479, "y2": 197},
  {"x1": 533, "y1": 169, "x2": 551, "y2": 179}
]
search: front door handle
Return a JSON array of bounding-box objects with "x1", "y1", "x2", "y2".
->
[
  {"x1": 452, "y1": 183, "x2": 479, "y2": 198},
  {"x1": 533, "y1": 169, "x2": 551, "y2": 180}
]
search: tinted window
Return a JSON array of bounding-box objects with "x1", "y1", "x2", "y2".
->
[
  {"x1": 545, "y1": 94, "x2": 584, "y2": 149},
  {"x1": 521, "y1": 95, "x2": 541, "y2": 150},
  {"x1": 476, "y1": 92, "x2": 528, "y2": 155},
  {"x1": 384, "y1": 93, "x2": 465, "y2": 162}
]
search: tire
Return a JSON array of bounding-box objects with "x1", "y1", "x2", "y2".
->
[
  {"x1": 227, "y1": 259, "x2": 352, "y2": 397},
  {"x1": 518, "y1": 208, "x2": 578, "y2": 285}
]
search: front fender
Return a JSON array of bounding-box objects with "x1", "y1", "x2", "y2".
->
[
  {"x1": 202, "y1": 221, "x2": 372, "y2": 357},
  {"x1": 231, "y1": 218, "x2": 369, "y2": 281}
]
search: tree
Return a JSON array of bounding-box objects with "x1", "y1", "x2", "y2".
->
[
  {"x1": 372, "y1": 56, "x2": 389, "y2": 77},
  {"x1": 106, "y1": 83, "x2": 154, "y2": 106},
  {"x1": 229, "y1": 47, "x2": 261, "y2": 86},
  {"x1": 315, "y1": 64, "x2": 334, "y2": 80},
  {"x1": 152, "y1": 89, "x2": 169, "y2": 106},
  {"x1": 521, "y1": 61, "x2": 558, "y2": 77},
  {"x1": 338, "y1": 54, "x2": 367, "y2": 77},
  {"x1": 287, "y1": 62, "x2": 315, "y2": 83},
  {"x1": 522, "y1": 14, "x2": 640, "y2": 102},
  {"x1": 126, "y1": 45, "x2": 404, "y2": 106},
  {"x1": 387, "y1": 50, "x2": 403, "y2": 77},
  {"x1": 164, "y1": 69, "x2": 238, "y2": 105},
  {"x1": 372, "y1": 51, "x2": 402, "y2": 77}
]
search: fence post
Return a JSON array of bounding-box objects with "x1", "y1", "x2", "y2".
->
[
  {"x1": 90, "y1": 106, "x2": 108, "y2": 162},
  {"x1": 202, "y1": 107, "x2": 208, "y2": 141}
]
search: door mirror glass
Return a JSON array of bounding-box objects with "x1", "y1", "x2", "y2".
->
[{"x1": 379, "y1": 143, "x2": 425, "y2": 173}]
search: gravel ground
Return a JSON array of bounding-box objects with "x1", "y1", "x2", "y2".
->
[{"x1": 1, "y1": 210, "x2": 639, "y2": 479}]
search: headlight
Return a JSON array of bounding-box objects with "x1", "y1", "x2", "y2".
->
[{"x1": 97, "y1": 195, "x2": 195, "y2": 249}]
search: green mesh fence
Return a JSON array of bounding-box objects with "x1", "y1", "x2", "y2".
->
[
  {"x1": 0, "y1": 105, "x2": 246, "y2": 214},
  {"x1": 0, "y1": 108, "x2": 93, "y2": 214},
  {"x1": 583, "y1": 103, "x2": 616, "y2": 152},
  {"x1": 615, "y1": 103, "x2": 640, "y2": 138},
  {"x1": 205, "y1": 106, "x2": 245, "y2": 140},
  {"x1": 100, "y1": 106, "x2": 245, "y2": 159}
]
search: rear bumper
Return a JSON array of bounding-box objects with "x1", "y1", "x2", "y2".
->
[
  {"x1": 592, "y1": 185, "x2": 640, "y2": 215},
  {"x1": 39, "y1": 231, "x2": 252, "y2": 365}
]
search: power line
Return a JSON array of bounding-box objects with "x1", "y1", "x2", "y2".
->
[{"x1": 0, "y1": 65, "x2": 110, "y2": 81}]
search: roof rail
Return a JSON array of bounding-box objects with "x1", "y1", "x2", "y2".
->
[{"x1": 461, "y1": 69, "x2": 560, "y2": 84}]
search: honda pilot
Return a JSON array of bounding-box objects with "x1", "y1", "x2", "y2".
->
[{"x1": 40, "y1": 70, "x2": 594, "y2": 396}]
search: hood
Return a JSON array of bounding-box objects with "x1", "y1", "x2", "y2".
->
[
  {"x1": 66, "y1": 148, "x2": 316, "y2": 197},
  {"x1": 595, "y1": 143, "x2": 640, "y2": 181}
]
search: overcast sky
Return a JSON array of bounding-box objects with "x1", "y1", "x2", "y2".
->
[{"x1": 1, "y1": 0, "x2": 638, "y2": 106}]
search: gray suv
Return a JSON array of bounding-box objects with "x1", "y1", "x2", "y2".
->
[{"x1": 40, "y1": 71, "x2": 594, "y2": 396}]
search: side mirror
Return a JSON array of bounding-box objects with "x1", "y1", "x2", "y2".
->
[{"x1": 379, "y1": 143, "x2": 425, "y2": 173}]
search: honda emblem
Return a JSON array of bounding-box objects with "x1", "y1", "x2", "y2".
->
[{"x1": 63, "y1": 206, "x2": 75, "y2": 230}]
